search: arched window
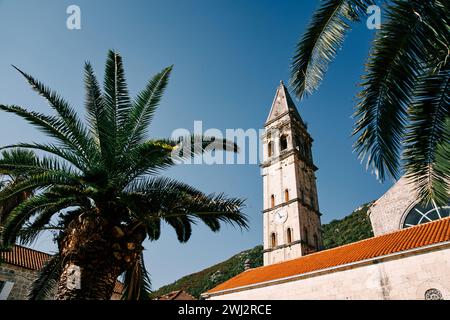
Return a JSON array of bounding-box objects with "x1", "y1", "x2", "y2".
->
[
  {"x1": 270, "y1": 195, "x2": 275, "y2": 208},
  {"x1": 313, "y1": 233, "x2": 319, "y2": 250},
  {"x1": 284, "y1": 189, "x2": 289, "y2": 202},
  {"x1": 271, "y1": 233, "x2": 277, "y2": 248},
  {"x1": 287, "y1": 228, "x2": 292, "y2": 244},
  {"x1": 268, "y1": 141, "x2": 273, "y2": 157},
  {"x1": 303, "y1": 227, "x2": 309, "y2": 245},
  {"x1": 280, "y1": 135, "x2": 288, "y2": 151},
  {"x1": 403, "y1": 201, "x2": 450, "y2": 228}
]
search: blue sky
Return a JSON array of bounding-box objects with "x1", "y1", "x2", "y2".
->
[{"x1": 0, "y1": 0, "x2": 393, "y2": 289}]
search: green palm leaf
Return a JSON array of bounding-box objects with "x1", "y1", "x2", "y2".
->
[
  {"x1": 28, "y1": 254, "x2": 62, "y2": 300},
  {"x1": 0, "y1": 143, "x2": 85, "y2": 172},
  {"x1": 12, "y1": 66, "x2": 95, "y2": 160},
  {"x1": 353, "y1": 0, "x2": 449, "y2": 181},
  {"x1": 122, "y1": 254, "x2": 151, "y2": 300},
  {"x1": 1, "y1": 193, "x2": 78, "y2": 247},
  {"x1": 101, "y1": 50, "x2": 132, "y2": 164},
  {"x1": 291, "y1": 0, "x2": 374, "y2": 97},
  {"x1": 84, "y1": 62, "x2": 110, "y2": 157},
  {"x1": 120, "y1": 66, "x2": 173, "y2": 154},
  {"x1": 0, "y1": 105, "x2": 90, "y2": 164},
  {"x1": 403, "y1": 66, "x2": 450, "y2": 205}
]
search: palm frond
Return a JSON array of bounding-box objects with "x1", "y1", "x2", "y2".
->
[
  {"x1": 122, "y1": 254, "x2": 151, "y2": 300},
  {"x1": 84, "y1": 62, "x2": 111, "y2": 162},
  {"x1": 403, "y1": 66, "x2": 450, "y2": 205},
  {"x1": 120, "y1": 66, "x2": 172, "y2": 154},
  {"x1": 0, "y1": 152, "x2": 76, "y2": 177},
  {"x1": 291, "y1": 0, "x2": 374, "y2": 98},
  {"x1": 0, "y1": 149, "x2": 37, "y2": 177},
  {"x1": 0, "y1": 143, "x2": 85, "y2": 172},
  {"x1": 352, "y1": 0, "x2": 447, "y2": 181},
  {"x1": 164, "y1": 215, "x2": 193, "y2": 242},
  {"x1": 122, "y1": 135, "x2": 239, "y2": 182},
  {"x1": 1, "y1": 193, "x2": 77, "y2": 246},
  {"x1": 27, "y1": 253, "x2": 62, "y2": 300},
  {"x1": 18, "y1": 199, "x2": 70, "y2": 245},
  {"x1": 13, "y1": 66, "x2": 95, "y2": 160},
  {"x1": 0, "y1": 105, "x2": 90, "y2": 163},
  {"x1": 123, "y1": 177, "x2": 247, "y2": 242},
  {"x1": 0, "y1": 170, "x2": 80, "y2": 204},
  {"x1": 0, "y1": 149, "x2": 36, "y2": 225},
  {"x1": 101, "y1": 50, "x2": 131, "y2": 164}
]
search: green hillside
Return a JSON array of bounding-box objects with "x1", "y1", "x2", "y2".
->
[
  {"x1": 150, "y1": 202, "x2": 374, "y2": 299},
  {"x1": 322, "y1": 202, "x2": 374, "y2": 249},
  {"x1": 150, "y1": 245, "x2": 264, "y2": 299}
]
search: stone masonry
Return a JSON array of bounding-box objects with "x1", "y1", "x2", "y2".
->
[{"x1": 0, "y1": 263, "x2": 38, "y2": 300}]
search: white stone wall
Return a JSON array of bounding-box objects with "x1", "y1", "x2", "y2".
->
[
  {"x1": 208, "y1": 245, "x2": 450, "y2": 300},
  {"x1": 369, "y1": 177, "x2": 419, "y2": 236}
]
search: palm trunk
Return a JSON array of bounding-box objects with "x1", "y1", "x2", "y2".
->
[
  {"x1": 55, "y1": 213, "x2": 143, "y2": 300},
  {"x1": 56, "y1": 256, "x2": 121, "y2": 300}
]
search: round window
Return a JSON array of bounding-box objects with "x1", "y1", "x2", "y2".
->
[{"x1": 424, "y1": 288, "x2": 443, "y2": 300}]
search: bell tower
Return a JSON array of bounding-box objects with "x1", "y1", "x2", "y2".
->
[{"x1": 261, "y1": 81, "x2": 323, "y2": 266}]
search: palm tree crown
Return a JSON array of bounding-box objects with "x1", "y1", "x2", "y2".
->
[{"x1": 0, "y1": 50, "x2": 247, "y2": 300}]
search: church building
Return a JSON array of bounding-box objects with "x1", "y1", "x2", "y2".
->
[{"x1": 202, "y1": 81, "x2": 450, "y2": 300}]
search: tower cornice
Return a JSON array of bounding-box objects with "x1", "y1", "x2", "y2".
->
[
  {"x1": 260, "y1": 148, "x2": 318, "y2": 171},
  {"x1": 262, "y1": 197, "x2": 322, "y2": 217}
]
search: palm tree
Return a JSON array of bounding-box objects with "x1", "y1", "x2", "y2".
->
[
  {"x1": 291, "y1": 0, "x2": 449, "y2": 205},
  {"x1": 0, "y1": 149, "x2": 37, "y2": 226},
  {"x1": 0, "y1": 50, "x2": 248, "y2": 300}
]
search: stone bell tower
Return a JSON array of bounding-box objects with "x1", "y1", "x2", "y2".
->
[{"x1": 261, "y1": 81, "x2": 323, "y2": 266}]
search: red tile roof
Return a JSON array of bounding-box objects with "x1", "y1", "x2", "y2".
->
[
  {"x1": 0, "y1": 245, "x2": 51, "y2": 270},
  {"x1": 154, "y1": 290, "x2": 196, "y2": 300},
  {"x1": 113, "y1": 281, "x2": 124, "y2": 295},
  {"x1": 207, "y1": 217, "x2": 450, "y2": 295}
]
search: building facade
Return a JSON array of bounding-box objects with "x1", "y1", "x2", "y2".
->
[
  {"x1": 369, "y1": 176, "x2": 450, "y2": 236},
  {"x1": 0, "y1": 245, "x2": 123, "y2": 300},
  {"x1": 0, "y1": 245, "x2": 51, "y2": 300},
  {"x1": 203, "y1": 221, "x2": 450, "y2": 300}
]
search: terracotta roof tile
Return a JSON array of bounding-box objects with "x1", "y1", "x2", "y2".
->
[
  {"x1": 0, "y1": 245, "x2": 51, "y2": 270},
  {"x1": 155, "y1": 290, "x2": 196, "y2": 300},
  {"x1": 113, "y1": 281, "x2": 124, "y2": 294},
  {"x1": 207, "y1": 217, "x2": 450, "y2": 294}
]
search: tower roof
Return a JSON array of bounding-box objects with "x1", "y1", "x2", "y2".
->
[{"x1": 266, "y1": 81, "x2": 303, "y2": 125}]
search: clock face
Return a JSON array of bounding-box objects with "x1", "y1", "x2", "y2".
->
[{"x1": 274, "y1": 209, "x2": 288, "y2": 224}]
